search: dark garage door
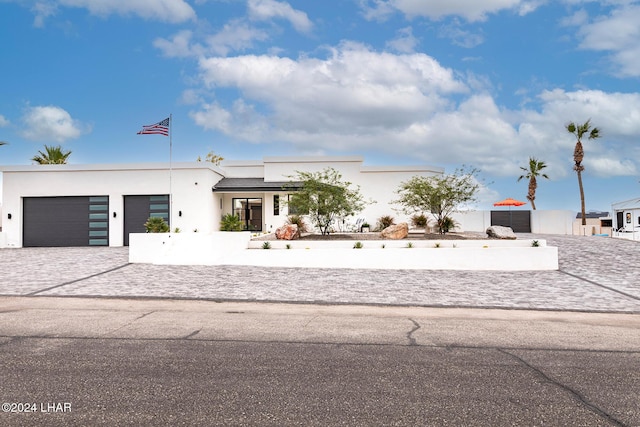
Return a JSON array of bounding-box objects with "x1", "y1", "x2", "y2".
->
[
  {"x1": 123, "y1": 195, "x2": 170, "y2": 246},
  {"x1": 491, "y1": 210, "x2": 531, "y2": 233},
  {"x1": 23, "y1": 196, "x2": 109, "y2": 247}
]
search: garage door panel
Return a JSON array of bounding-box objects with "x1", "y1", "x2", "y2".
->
[
  {"x1": 23, "y1": 196, "x2": 109, "y2": 247},
  {"x1": 123, "y1": 195, "x2": 170, "y2": 246}
]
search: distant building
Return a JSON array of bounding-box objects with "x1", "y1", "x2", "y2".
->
[
  {"x1": 611, "y1": 198, "x2": 640, "y2": 240},
  {"x1": 572, "y1": 211, "x2": 612, "y2": 236}
]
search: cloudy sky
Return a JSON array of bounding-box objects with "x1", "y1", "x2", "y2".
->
[{"x1": 1, "y1": 0, "x2": 639, "y2": 212}]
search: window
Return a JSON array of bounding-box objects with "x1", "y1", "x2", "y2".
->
[{"x1": 273, "y1": 195, "x2": 280, "y2": 216}]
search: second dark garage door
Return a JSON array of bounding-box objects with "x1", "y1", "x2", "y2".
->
[
  {"x1": 123, "y1": 195, "x2": 170, "y2": 246},
  {"x1": 490, "y1": 210, "x2": 531, "y2": 233},
  {"x1": 23, "y1": 196, "x2": 109, "y2": 247}
]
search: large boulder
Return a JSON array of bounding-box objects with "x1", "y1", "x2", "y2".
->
[
  {"x1": 486, "y1": 226, "x2": 517, "y2": 240},
  {"x1": 381, "y1": 222, "x2": 409, "y2": 240},
  {"x1": 275, "y1": 224, "x2": 300, "y2": 240}
]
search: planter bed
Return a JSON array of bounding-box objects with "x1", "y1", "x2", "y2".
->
[{"x1": 129, "y1": 232, "x2": 558, "y2": 270}]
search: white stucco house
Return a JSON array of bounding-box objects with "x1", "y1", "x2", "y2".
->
[
  {"x1": 0, "y1": 156, "x2": 443, "y2": 248},
  {"x1": 611, "y1": 197, "x2": 640, "y2": 240}
]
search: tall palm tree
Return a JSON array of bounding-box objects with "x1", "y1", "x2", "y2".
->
[
  {"x1": 517, "y1": 157, "x2": 549, "y2": 210},
  {"x1": 566, "y1": 119, "x2": 601, "y2": 225},
  {"x1": 31, "y1": 144, "x2": 72, "y2": 164}
]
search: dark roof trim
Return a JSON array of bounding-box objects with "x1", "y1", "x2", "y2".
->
[
  {"x1": 212, "y1": 177, "x2": 303, "y2": 192},
  {"x1": 576, "y1": 211, "x2": 610, "y2": 219}
]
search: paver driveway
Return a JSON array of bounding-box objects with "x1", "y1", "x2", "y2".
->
[{"x1": 1, "y1": 234, "x2": 639, "y2": 312}]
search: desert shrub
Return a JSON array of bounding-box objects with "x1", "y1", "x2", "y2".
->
[
  {"x1": 411, "y1": 213, "x2": 429, "y2": 229},
  {"x1": 437, "y1": 216, "x2": 458, "y2": 234},
  {"x1": 220, "y1": 214, "x2": 243, "y2": 231},
  {"x1": 144, "y1": 217, "x2": 169, "y2": 233},
  {"x1": 262, "y1": 241, "x2": 271, "y2": 249},
  {"x1": 286, "y1": 214, "x2": 309, "y2": 233},
  {"x1": 376, "y1": 215, "x2": 395, "y2": 231}
]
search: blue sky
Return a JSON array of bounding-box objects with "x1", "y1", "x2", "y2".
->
[{"x1": 1, "y1": 0, "x2": 640, "y2": 213}]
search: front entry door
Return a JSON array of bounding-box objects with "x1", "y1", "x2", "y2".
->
[{"x1": 233, "y1": 198, "x2": 262, "y2": 231}]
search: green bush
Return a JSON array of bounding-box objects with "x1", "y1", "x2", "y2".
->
[
  {"x1": 220, "y1": 214, "x2": 244, "y2": 231},
  {"x1": 411, "y1": 213, "x2": 429, "y2": 228},
  {"x1": 286, "y1": 214, "x2": 309, "y2": 233},
  {"x1": 376, "y1": 215, "x2": 395, "y2": 231},
  {"x1": 144, "y1": 217, "x2": 169, "y2": 233},
  {"x1": 353, "y1": 241, "x2": 363, "y2": 249},
  {"x1": 437, "y1": 216, "x2": 458, "y2": 234},
  {"x1": 262, "y1": 241, "x2": 271, "y2": 249}
]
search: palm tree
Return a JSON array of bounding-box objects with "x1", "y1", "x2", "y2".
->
[
  {"x1": 566, "y1": 119, "x2": 601, "y2": 225},
  {"x1": 517, "y1": 157, "x2": 549, "y2": 210},
  {"x1": 31, "y1": 144, "x2": 72, "y2": 164}
]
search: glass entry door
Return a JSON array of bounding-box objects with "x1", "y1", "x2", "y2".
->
[{"x1": 233, "y1": 198, "x2": 262, "y2": 231}]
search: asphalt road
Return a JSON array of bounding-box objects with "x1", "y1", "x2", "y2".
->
[{"x1": 1, "y1": 297, "x2": 639, "y2": 426}]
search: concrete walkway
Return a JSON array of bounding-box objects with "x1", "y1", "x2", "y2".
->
[{"x1": 1, "y1": 234, "x2": 639, "y2": 313}]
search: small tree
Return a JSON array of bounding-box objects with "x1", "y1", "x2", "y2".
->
[
  {"x1": 197, "y1": 151, "x2": 224, "y2": 165},
  {"x1": 220, "y1": 214, "x2": 243, "y2": 231},
  {"x1": 394, "y1": 167, "x2": 480, "y2": 235},
  {"x1": 285, "y1": 167, "x2": 370, "y2": 235},
  {"x1": 144, "y1": 217, "x2": 169, "y2": 233},
  {"x1": 32, "y1": 144, "x2": 72, "y2": 164},
  {"x1": 517, "y1": 157, "x2": 549, "y2": 210}
]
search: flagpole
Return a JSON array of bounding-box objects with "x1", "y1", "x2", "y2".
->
[{"x1": 169, "y1": 113, "x2": 173, "y2": 230}]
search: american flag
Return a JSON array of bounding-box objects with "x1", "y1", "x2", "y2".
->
[{"x1": 137, "y1": 117, "x2": 170, "y2": 136}]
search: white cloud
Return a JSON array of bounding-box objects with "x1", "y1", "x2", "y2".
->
[
  {"x1": 359, "y1": 0, "x2": 537, "y2": 22},
  {"x1": 20, "y1": 105, "x2": 87, "y2": 142},
  {"x1": 572, "y1": 3, "x2": 640, "y2": 77},
  {"x1": 248, "y1": 0, "x2": 313, "y2": 33},
  {"x1": 586, "y1": 156, "x2": 637, "y2": 177},
  {"x1": 31, "y1": 1, "x2": 58, "y2": 28},
  {"x1": 0, "y1": 115, "x2": 9, "y2": 127},
  {"x1": 155, "y1": 21, "x2": 270, "y2": 58},
  {"x1": 30, "y1": 0, "x2": 195, "y2": 25},
  {"x1": 196, "y1": 42, "x2": 467, "y2": 136},
  {"x1": 190, "y1": 100, "x2": 270, "y2": 142},
  {"x1": 205, "y1": 20, "x2": 270, "y2": 56},
  {"x1": 438, "y1": 20, "x2": 485, "y2": 48},
  {"x1": 154, "y1": 30, "x2": 201, "y2": 58},
  {"x1": 386, "y1": 26, "x2": 419, "y2": 53},
  {"x1": 190, "y1": 42, "x2": 640, "y2": 180}
]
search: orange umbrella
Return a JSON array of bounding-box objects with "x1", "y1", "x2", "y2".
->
[
  {"x1": 493, "y1": 197, "x2": 527, "y2": 207},
  {"x1": 493, "y1": 198, "x2": 527, "y2": 229}
]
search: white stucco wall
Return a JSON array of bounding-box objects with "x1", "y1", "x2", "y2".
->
[
  {"x1": 218, "y1": 160, "x2": 265, "y2": 178},
  {"x1": 531, "y1": 210, "x2": 575, "y2": 234},
  {"x1": 0, "y1": 163, "x2": 224, "y2": 247},
  {"x1": 454, "y1": 210, "x2": 575, "y2": 235},
  {"x1": 260, "y1": 157, "x2": 444, "y2": 231}
]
